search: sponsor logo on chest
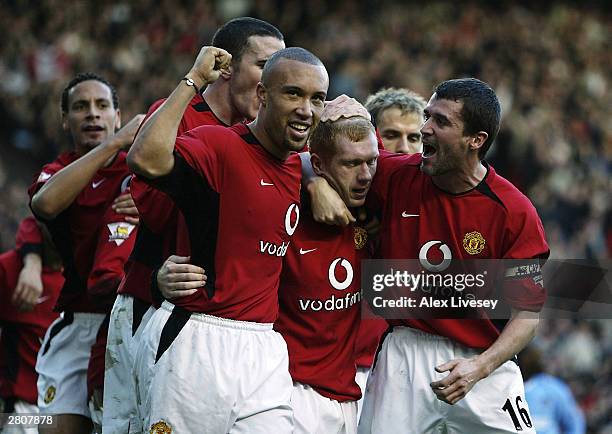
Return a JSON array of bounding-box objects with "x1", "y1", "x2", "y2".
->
[{"x1": 258, "y1": 203, "x2": 299, "y2": 257}]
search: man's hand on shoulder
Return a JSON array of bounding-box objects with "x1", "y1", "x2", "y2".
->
[{"x1": 109, "y1": 114, "x2": 145, "y2": 152}]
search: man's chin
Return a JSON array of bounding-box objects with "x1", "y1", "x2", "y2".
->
[
  {"x1": 420, "y1": 160, "x2": 435, "y2": 176},
  {"x1": 348, "y1": 198, "x2": 366, "y2": 208},
  {"x1": 284, "y1": 138, "x2": 307, "y2": 152}
]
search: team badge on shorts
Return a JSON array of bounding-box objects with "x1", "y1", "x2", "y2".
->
[
  {"x1": 43, "y1": 385, "x2": 56, "y2": 404},
  {"x1": 354, "y1": 226, "x2": 368, "y2": 250},
  {"x1": 150, "y1": 420, "x2": 172, "y2": 434},
  {"x1": 463, "y1": 231, "x2": 485, "y2": 255}
]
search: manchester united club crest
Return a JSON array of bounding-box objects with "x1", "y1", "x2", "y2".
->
[
  {"x1": 463, "y1": 231, "x2": 485, "y2": 255},
  {"x1": 354, "y1": 226, "x2": 368, "y2": 250},
  {"x1": 150, "y1": 420, "x2": 172, "y2": 434},
  {"x1": 43, "y1": 385, "x2": 56, "y2": 404}
]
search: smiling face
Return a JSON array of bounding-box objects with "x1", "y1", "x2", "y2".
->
[
  {"x1": 62, "y1": 80, "x2": 120, "y2": 155},
  {"x1": 377, "y1": 107, "x2": 423, "y2": 154},
  {"x1": 228, "y1": 35, "x2": 285, "y2": 121},
  {"x1": 420, "y1": 94, "x2": 471, "y2": 176},
  {"x1": 259, "y1": 58, "x2": 329, "y2": 155}
]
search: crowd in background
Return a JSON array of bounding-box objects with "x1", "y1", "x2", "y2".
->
[{"x1": 0, "y1": 0, "x2": 610, "y2": 432}]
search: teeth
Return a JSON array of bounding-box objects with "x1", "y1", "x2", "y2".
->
[{"x1": 289, "y1": 123, "x2": 308, "y2": 132}]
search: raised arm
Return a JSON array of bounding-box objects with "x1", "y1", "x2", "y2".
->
[
  {"x1": 127, "y1": 46, "x2": 231, "y2": 178},
  {"x1": 31, "y1": 114, "x2": 143, "y2": 220}
]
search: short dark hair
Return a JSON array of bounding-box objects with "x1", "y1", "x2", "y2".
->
[
  {"x1": 309, "y1": 116, "x2": 375, "y2": 159},
  {"x1": 261, "y1": 47, "x2": 324, "y2": 86},
  {"x1": 212, "y1": 17, "x2": 283, "y2": 65},
  {"x1": 433, "y1": 78, "x2": 501, "y2": 159},
  {"x1": 61, "y1": 72, "x2": 119, "y2": 113}
]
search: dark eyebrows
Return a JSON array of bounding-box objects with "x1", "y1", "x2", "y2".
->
[
  {"x1": 281, "y1": 85, "x2": 302, "y2": 94},
  {"x1": 425, "y1": 108, "x2": 451, "y2": 126},
  {"x1": 70, "y1": 97, "x2": 112, "y2": 109}
]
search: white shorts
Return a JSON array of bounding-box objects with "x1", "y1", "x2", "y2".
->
[
  {"x1": 358, "y1": 327, "x2": 536, "y2": 434},
  {"x1": 36, "y1": 312, "x2": 105, "y2": 418},
  {"x1": 354, "y1": 366, "x2": 370, "y2": 423},
  {"x1": 1, "y1": 400, "x2": 39, "y2": 434},
  {"x1": 102, "y1": 294, "x2": 155, "y2": 434},
  {"x1": 291, "y1": 382, "x2": 357, "y2": 434},
  {"x1": 134, "y1": 301, "x2": 293, "y2": 434}
]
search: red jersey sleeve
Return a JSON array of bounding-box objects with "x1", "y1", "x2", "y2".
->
[
  {"x1": 130, "y1": 98, "x2": 181, "y2": 234},
  {"x1": 87, "y1": 205, "x2": 138, "y2": 311},
  {"x1": 501, "y1": 200, "x2": 550, "y2": 311},
  {"x1": 144, "y1": 125, "x2": 229, "y2": 205},
  {"x1": 130, "y1": 177, "x2": 177, "y2": 234},
  {"x1": 367, "y1": 150, "x2": 418, "y2": 211},
  {"x1": 15, "y1": 216, "x2": 43, "y2": 257}
]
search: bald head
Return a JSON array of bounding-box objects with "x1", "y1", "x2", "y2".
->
[{"x1": 261, "y1": 47, "x2": 324, "y2": 86}]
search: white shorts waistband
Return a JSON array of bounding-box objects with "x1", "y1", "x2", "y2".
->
[{"x1": 160, "y1": 301, "x2": 273, "y2": 331}]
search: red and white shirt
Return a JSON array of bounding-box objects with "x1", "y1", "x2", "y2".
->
[
  {"x1": 145, "y1": 123, "x2": 302, "y2": 323},
  {"x1": 275, "y1": 207, "x2": 368, "y2": 402},
  {"x1": 368, "y1": 151, "x2": 549, "y2": 349}
]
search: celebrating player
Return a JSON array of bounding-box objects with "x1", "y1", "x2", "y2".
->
[
  {"x1": 103, "y1": 18, "x2": 284, "y2": 434},
  {"x1": 307, "y1": 78, "x2": 548, "y2": 433},
  {"x1": 128, "y1": 46, "x2": 328, "y2": 433},
  {"x1": 29, "y1": 73, "x2": 143, "y2": 434},
  {"x1": 365, "y1": 87, "x2": 427, "y2": 154}
]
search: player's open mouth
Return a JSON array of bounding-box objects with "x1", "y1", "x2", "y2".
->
[
  {"x1": 288, "y1": 122, "x2": 310, "y2": 134},
  {"x1": 82, "y1": 125, "x2": 105, "y2": 132},
  {"x1": 422, "y1": 144, "x2": 437, "y2": 158},
  {"x1": 352, "y1": 187, "x2": 368, "y2": 199}
]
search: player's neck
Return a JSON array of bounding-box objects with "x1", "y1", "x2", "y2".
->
[
  {"x1": 203, "y1": 83, "x2": 244, "y2": 126},
  {"x1": 432, "y1": 161, "x2": 487, "y2": 194},
  {"x1": 248, "y1": 118, "x2": 290, "y2": 161}
]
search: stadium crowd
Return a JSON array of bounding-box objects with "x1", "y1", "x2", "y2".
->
[{"x1": 0, "y1": 0, "x2": 610, "y2": 432}]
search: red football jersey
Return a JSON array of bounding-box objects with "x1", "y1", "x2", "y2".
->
[
  {"x1": 28, "y1": 152, "x2": 131, "y2": 313},
  {"x1": 87, "y1": 315, "x2": 109, "y2": 398},
  {"x1": 118, "y1": 95, "x2": 226, "y2": 305},
  {"x1": 145, "y1": 123, "x2": 301, "y2": 322},
  {"x1": 368, "y1": 151, "x2": 549, "y2": 349},
  {"x1": 87, "y1": 203, "x2": 138, "y2": 311},
  {"x1": 0, "y1": 249, "x2": 62, "y2": 404},
  {"x1": 354, "y1": 311, "x2": 388, "y2": 369},
  {"x1": 14, "y1": 216, "x2": 43, "y2": 256},
  {"x1": 275, "y1": 210, "x2": 367, "y2": 402}
]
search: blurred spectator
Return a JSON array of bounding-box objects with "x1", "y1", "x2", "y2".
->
[{"x1": 520, "y1": 344, "x2": 586, "y2": 434}]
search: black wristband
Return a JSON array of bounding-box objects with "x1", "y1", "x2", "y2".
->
[{"x1": 181, "y1": 77, "x2": 200, "y2": 95}]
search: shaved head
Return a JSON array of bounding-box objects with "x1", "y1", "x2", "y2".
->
[{"x1": 261, "y1": 47, "x2": 324, "y2": 86}]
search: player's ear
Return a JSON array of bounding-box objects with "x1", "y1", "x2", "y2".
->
[
  {"x1": 469, "y1": 131, "x2": 488, "y2": 152},
  {"x1": 221, "y1": 63, "x2": 232, "y2": 80},
  {"x1": 61, "y1": 112, "x2": 69, "y2": 131},
  {"x1": 256, "y1": 82, "x2": 266, "y2": 107},
  {"x1": 311, "y1": 152, "x2": 324, "y2": 176},
  {"x1": 114, "y1": 109, "x2": 122, "y2": 132}
]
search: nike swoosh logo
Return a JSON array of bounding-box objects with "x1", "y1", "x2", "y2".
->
[
  {"x1": 92, "y1": 179, "x2": 105, "y2": 189},
  {"x1": 299, "y1": 248, "x2": 317, "y2": 255},
  {"x1": 401, "y1": 212, "x2": 419, "y2": 218},
  {"x1": 260, "y1": 179, "x2": 274, "y2": 186}
]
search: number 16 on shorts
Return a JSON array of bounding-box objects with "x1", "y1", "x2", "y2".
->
[{"x1": 501, "y1": 395, "x2": 533, "y2": 431}]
